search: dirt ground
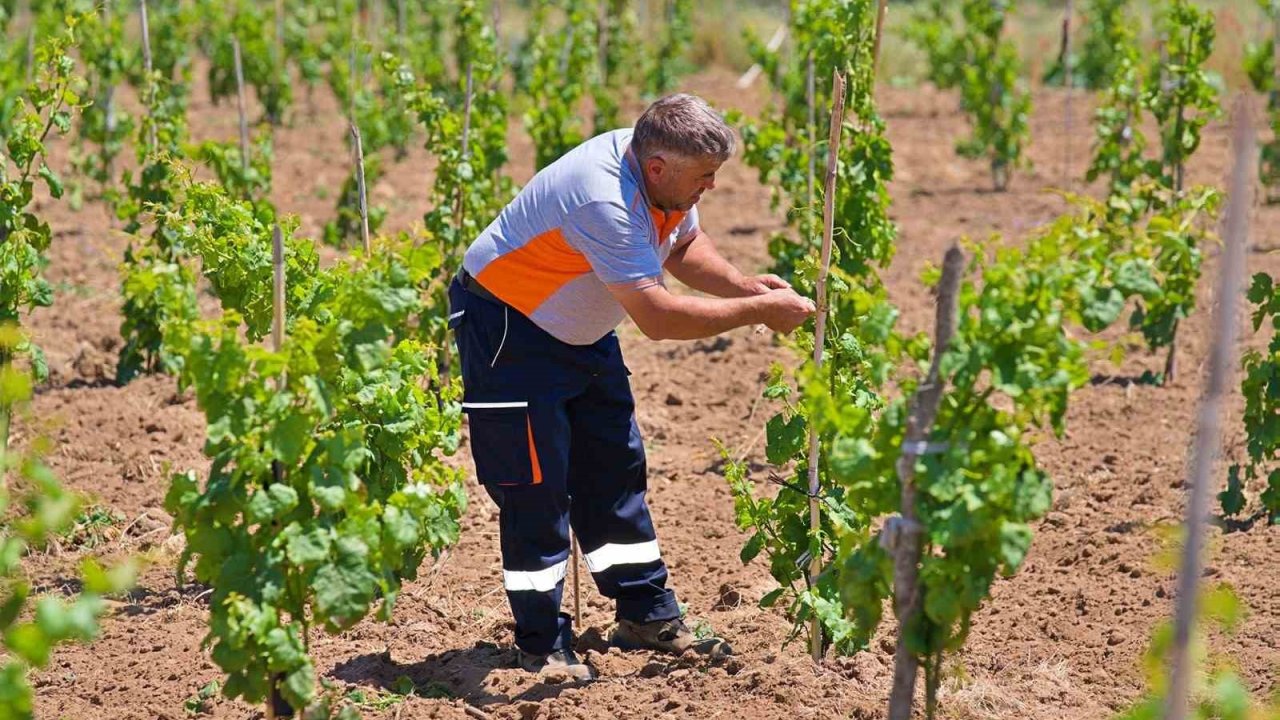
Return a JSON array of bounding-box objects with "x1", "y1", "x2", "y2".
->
[{"x1": 13, "y1": 65, "x2": 1280, "y2": 720}]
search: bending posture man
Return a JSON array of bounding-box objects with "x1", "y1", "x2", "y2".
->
[{"x1": 449, "y1": 94, "x2": 815, "y2": 680}]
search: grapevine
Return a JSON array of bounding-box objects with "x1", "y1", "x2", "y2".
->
[
  {"x1": 730, "y1": 0, "x2": 901, "y2": 653},
  {"x1": 197, "y1": 0, "x2": 292, "y2": 125},
  {"x1": 0, "y1": 17, "x2": 86, "y2": 406},
  {"x1": 0, "y1": 326, "x2": 135, "y2": 718},
  {"x1": 954, "y1": 0, "x2": 1032, "y2": 192},
  {"x1": 901, "y1": 0, "x2": 965, "y2": 91},
  {"x1": 68, "y1": 0, "x2": 134, "y2": 205},
  {"x1": 521, "y1": 0, "x2": 599, "y2": 170},
  {"x1": 164, "y1": 230, "x2": 466, "y2": 710},
  {"x1": 1244, "y1": 0, "x2": 1280, "y2": 203},
  {"x1": 645, "y1": 0, "x2": 693, "y2": 96},
  {"x1": 1044, "y1": 0, "x2": 1132, "y2": 90}
]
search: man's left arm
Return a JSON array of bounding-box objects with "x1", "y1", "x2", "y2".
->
[{"x1": 664, "y1": 231, "x2": 790, "y2": 298}]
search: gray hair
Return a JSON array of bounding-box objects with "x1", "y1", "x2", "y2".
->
[{"x1": 632, "y1": 94, "x2": 735, "y2": 163}]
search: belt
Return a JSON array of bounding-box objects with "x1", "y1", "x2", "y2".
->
[{"x1": 457, "y1": 267, "x2": 504, "y2": 305}]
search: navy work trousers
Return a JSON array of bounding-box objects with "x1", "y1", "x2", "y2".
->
[{"x1": 448, "y1": 277, "x2": 680, "y2": 655}]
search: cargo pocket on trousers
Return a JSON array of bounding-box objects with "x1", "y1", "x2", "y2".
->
[{"x1": 463, "y1": 402, "x2": 542, "y2": 487}]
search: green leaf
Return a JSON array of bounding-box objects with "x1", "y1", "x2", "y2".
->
[
  {"x1": 1219, "y1": 465, "x2": 1247, "y2": 517},
  {"x1": 765, "y1": 413, "x2": 807, "y2": 465},
  {"x1": 38, "y1": 164, "x2": 64, "y2": 199},
  {"x1": 739, "y1": 533, "x2": 765, "y2": 565},
  {"x1": 284, "y1": 526, "x2": 332, "y2": 566},
  {"x1": 279, "y1": 661, "x2": 316, "y2": 709},
  {"x1": 759, "y1": 587, "x2": 785, "y2": 609}
]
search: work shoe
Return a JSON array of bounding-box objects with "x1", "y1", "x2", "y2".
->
[
  {"x1": 516, "y1": 648, "x2": 596, "y2": 682},
  {"x1": 611, "y1": 617, "x2": 734, "y2": 659}
]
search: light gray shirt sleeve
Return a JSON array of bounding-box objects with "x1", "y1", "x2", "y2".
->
[{"x1": 563, "y1": 200, "x2": 664, "y2": 290}]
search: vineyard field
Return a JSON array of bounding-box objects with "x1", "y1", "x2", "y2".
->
[{"x1": 10, "y1": 57, "x2": 1277, "y2": 719}]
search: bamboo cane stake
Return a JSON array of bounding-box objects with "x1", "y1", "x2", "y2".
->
[
  {"x1": 397, "y1": 0, "x2": 406, "y2": 43},
  {"x1": 139, "y1": 0, "x2": 157, "y2": 150},
  {"x1": 1162, "y1": 96, "x2": 1254, "y2": 720},
  {"x1": 885, "y1": 244, "x2": 965, "y2": 720},
  {"x1": 272, "y1": 224, "x2": 286, "y2": 353},
  {"x1": 804, "y1": 69, "x2": 846, "y2": 663},
  {"x1": 233, "y1": 37, "x2": 251, "y2": 174},
  {"x1": 350, "y1": 122, "x2": 371, "y2": 254},
  {"x1": 348, "y1": 9, "x2": 358, "y2": 122},
  {"x1": 805, "y1": 52, "x2": 815, "y2": 231},
  {"x1": 267, "y1": 223, "x2": 286, "y2": 719},
  {"x1": 454, "y1": 62, "x2": 474, "y2": 230}
]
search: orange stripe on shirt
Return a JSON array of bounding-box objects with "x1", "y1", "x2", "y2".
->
[
  {"x1": 475, "y1": 226, "x2": 593, "y2": 316},
  {"x1": 648, "y1": 208, "x2": 687, "y2": 243}
]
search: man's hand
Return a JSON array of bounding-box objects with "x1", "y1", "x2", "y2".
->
[
  {"x1": 739, "y1": 273, "x2": 792, "y2": 295},
  {"x1": 758, "y1": 288, "x2": 816, "y2": 334}
]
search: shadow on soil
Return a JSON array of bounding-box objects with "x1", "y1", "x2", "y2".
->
[{"x1": 332, "y1": 642, "x2": 582, "y2": 710}]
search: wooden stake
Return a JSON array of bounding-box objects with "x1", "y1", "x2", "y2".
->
[
  {"x1": 804, "y1": 70, "x2": 847, "y2": 663},
  {"x1": 139, "y1": 0, "x2": 157, "y2": 151},
  {"x1": 1162, "y1": 96, "x2": 1253, "y2": 720},
  {"x1": 350, "y1": 122, "x2": 372, "y2": 254},
  {"x1": 397, "y1": 0, "x2": 406, "y2": 43},
  {"x1": 872, "y1": 0, "x2": 889, "y2": 74},
  {"x1": 233, "y1": 36, "x2": 251, "y2": 174},
  {"x1": 885, "y1": 244, "x2": 965, "y2": 720}
]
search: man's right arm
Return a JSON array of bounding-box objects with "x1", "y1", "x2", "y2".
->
[{"x1": 609, "y1": 282, "x2": 815, "y2": 341}]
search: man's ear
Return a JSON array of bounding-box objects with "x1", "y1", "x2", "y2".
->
[{"x1": 644, "y1": 155, "x2": 666, "y2": 181}]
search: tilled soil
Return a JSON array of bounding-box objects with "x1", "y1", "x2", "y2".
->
[{"x1": 15, "y1": 67, "x2": 1280, "y2": 719}]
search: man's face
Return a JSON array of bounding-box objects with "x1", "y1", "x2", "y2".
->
[{"x1": 642, "y1": 153, "x2": 723, "y2": 212}]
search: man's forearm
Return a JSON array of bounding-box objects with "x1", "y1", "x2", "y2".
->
[
  {"x1": 664, "y1": 233, "x2": 754, "y2": 298},
  {"x1": 636, "y1": 291, "x2": 767, "y2": 340}
]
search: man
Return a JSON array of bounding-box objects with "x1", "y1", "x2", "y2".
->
[{"x1": 448, "y1": 94, "x2": 815, "y2": 681}]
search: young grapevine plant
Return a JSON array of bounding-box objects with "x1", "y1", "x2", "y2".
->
[
  {"x1": 1245, "y1": 0, "x2": 1280, "y2": 203},
  {"x1": 1045, "y1": 0, "x2": 1133, "y2": 89},
  {"x1": 68, "y1": 0, "x2": 134, "y2": 205},
  {"x1": 114, "y1": 72, "x2": 198, "y2": 383},
  {"x1": 901, "y1": 0, "x2": 966, "y2": 91},
  {"x1": 1223, "y1": 272, "x2": 1280, "y2": 523},
  {"x1": 646, "y1": 0, "x2": 693, "y2": 96},
  {"x1": 954, "y1": 0, "x2": 1032, "y2": 191},
  {"x1": 522, "y1": 0, "x2": 599, "y2": 170},
  {"x1": 0, "y1": 327, "x2": 135, "y2": 718},
  {"x1": 0, "y1": 19, "x2": 86, "y2": 394},
  {"x1": 729, "y1": 0, "x2": 903, "y2": 652},
  {"x1": 164, "y1": 232, "x2": 466, "y2": 710},
  {"x1": 196, "y1": 0, "x2": 292, "y2": 125}
]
